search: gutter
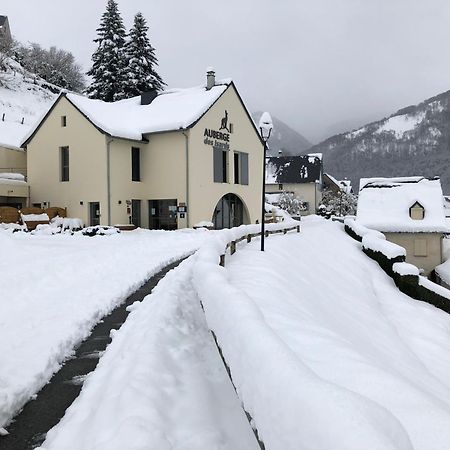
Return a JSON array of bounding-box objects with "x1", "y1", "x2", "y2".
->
[
  {"x1": 182, "y1": 131, "x2": 189, "y2": 228},
  {"x1": 106, "y1": 136, "x2": 113, "y2": 226}
]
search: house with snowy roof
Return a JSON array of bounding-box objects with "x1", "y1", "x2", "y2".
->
[
  {"x1": 356, "y1": 176, "x2": 448, "y2": 275},
  {"x1": 265, "y1": 154, "x2": 323, "y2": 215},
  {"x1": 323, "y1": 173, "x2": 353, "y2": 194},
  {"x1": 22, "y1": 70, "x2": 264, "y2": 229}
]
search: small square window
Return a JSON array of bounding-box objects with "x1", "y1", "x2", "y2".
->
[{"x1": 61, "y1": 116, "x2": 67, "y2": 127}]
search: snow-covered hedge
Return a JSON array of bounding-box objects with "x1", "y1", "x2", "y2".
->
[
  {"x1": 362, "y1": 234, "x2": 406, "y2": 259},
  {"x1": 81, "y1": 226, "x2": 120, "y2": 237},
  {"x1": 344, "y1": 218, "x2": 384, "y2": 242},
  {"x1": 392, "y1": 262, "x2": 420, "y2": 277}
]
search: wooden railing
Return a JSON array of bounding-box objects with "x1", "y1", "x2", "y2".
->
[{"x1": 219, "y1": 224, "x2": 300, "y2": 266}]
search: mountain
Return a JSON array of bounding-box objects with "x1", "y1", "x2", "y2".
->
[
  {"x1": 307, "y1": 90, "x2": 450, "y2": 193},
  {"x1": 252, "y1": 112, "x2": 312, "y2": 156}
]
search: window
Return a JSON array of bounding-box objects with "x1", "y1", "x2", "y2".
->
[
  {"x1": 410, "y1": 201, "x2": 425, "y2": 220},
  {"x1": 60, "y1": 146, "x2": 69, "y2": 181},
  {"x1": 131, "y1": 147, "x2": 141, "y2": 181},
  {"x1": 233, "y1": 151, "x2": 249, "y2": 185},
  {"x1": 61, "y1": 116, "x2": 67, "y2": 127},
  {"x1": 414, "y1": 239, "x2": 427, "y2": 257},
  {"x1": 213, "y1": 147, "x2": 228, "y2": 183}
]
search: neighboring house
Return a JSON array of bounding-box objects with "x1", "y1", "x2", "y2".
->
[
  {"x1": 265, "y1": 154, "x2": 322, "y2": 215},
  {"x1": 443, "y1": 196, "x2": 450, "y2": 218},
  {"x1": 356, "y1": 176, "x2": 447, "y2": 276},
  {"x1": 323, "y1": 173, "x2": 353, "y2": 194},
  {"x1": 0, "y1": 16, "x2": 11, "y2": 42},
  {"x1": 0, "y1": 123, "x2": 29, "y2": 208},
  {"x1": 22, "y1": 70, "x2": 264, "y2": 229}
]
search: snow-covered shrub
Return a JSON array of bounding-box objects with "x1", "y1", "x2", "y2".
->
[
  {"x1": 344, "y1": 218, "x2": 384, "y2": 242},
  {"x1": 0, "y1": 223, "x2": 26, "y2": 232},
  {"x1": 362, "y1": 234, "x2": 406, "y2": 276},
  {"x1": 277, "y1": 192, "x2": 307, "y2": 216},
  {"x1": 81, "y1": 226, "x2": 120, "y2": 237},
  {"x1": 51, "y1": 217, "x2": 83, "y2": 232},
  {"x1": 319, "y1": 187, "x2": 357, "y2": 217}
]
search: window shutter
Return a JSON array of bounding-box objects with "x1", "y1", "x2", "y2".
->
[
  {"x1": 213, "y1": 147, "x2": 223, "y2": 182},
  {"x1": 241, "y1": 152, "x2": 249, "y2": 185}
]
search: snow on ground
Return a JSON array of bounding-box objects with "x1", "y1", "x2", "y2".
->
[
  {"x1": 39, "y1": 256, "x2": 258, "y2": 450},
  {"x1": 0, "y1": 228, "x2": 211, "y2": 429},
  {"x1": 195, "y1": 217, "x2": 450, "y2": 449}
]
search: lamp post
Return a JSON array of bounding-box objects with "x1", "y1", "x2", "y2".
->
[{"x1": 259, "y1": 112, "x2": 273, "y2": 251}]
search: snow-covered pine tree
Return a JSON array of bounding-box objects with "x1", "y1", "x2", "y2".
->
[
  {"x1": 86, "y1": 0, "x2": 127, "y2": 101},
  {"x1": 123, "y1": 12, "x2": 165, "y2": 97}
]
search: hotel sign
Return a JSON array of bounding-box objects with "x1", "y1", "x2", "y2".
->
[{"x1": 204, "y1": 110, "x2": 231, "y2": 150}]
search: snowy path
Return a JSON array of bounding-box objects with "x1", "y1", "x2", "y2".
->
[
  {"x1": 38, "y1": 256, "x2": 258, "y2": 450},
  {"x1": 0, "y1": 229, "x2": 211, "y2": 429},
  {"x1": 221, "y1": 218, "x2": 450, "y2": 449}
]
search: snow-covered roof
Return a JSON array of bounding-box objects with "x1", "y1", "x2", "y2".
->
[
  {"x1": 266, "y1": 154, "x2": 322, "y2": 184},
  {"x1": 356, "y1": 176, "x2": 447, "y2": 233},
  {"x1": 24, "y1": 80, "x2": 232, "y2": 144}
]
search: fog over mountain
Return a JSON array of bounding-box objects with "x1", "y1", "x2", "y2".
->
[{"x1": 252, "y1": 112, "x2": 311, "y2": 156}]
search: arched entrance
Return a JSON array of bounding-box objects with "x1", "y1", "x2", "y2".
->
[{"x1": 212, "y1": 193, "x2": 249, "y2": 229}]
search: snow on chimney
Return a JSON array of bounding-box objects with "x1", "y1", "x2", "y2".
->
[{"x1": 206, "y1": 67, "x2": 215, "y2": 90}]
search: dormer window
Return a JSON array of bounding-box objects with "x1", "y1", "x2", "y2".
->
[{"x1": 409, "y1": 201, "x2": 425, "y2": 220}]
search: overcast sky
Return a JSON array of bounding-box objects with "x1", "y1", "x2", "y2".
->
[{"x1": 3, "y1": 0, "x2": 450, "y2": 143}]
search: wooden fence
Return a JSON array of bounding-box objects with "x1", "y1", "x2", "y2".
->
[{"x1": 219, "y1": 224, "x2": 300, "y2": 266}]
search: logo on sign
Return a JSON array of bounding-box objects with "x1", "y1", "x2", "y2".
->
[{"x1": 204, "y1": 111, "x2": 231, "y2": 150}]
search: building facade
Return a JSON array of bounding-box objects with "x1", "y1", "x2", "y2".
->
[
  {"x1": 23, "y1": 73, "x2": 264, "y2": 229},
  {"x1": 265, "y1": 154, "x2": 323, "y2": 215}
]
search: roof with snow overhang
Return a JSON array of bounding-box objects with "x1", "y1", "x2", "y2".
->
[
  {"x1": 23, "y1": 79, "x2": 235, "y2": 145},
  {"x1": 265, "y1": 154, "x2": 322, "y2": 184},
  {"x1": 356, "y1": 176, "x2": 447, "y2": 233}
]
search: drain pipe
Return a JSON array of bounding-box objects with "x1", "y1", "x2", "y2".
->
[
  {"x1": 106, "y1": 136, "x2": 113, "y2": 226},
  {"x1": 182, "y1": 131, "x2": 190, "y2": 228}
]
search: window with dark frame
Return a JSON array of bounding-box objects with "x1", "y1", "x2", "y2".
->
[
  {"x1": 61, "y1": 116, "x2": 67, "y2": 127},
  {"x1": 234, "y1": 152, "x2": 240, "y2": 184},
  {"x1": 213, "y1": 148, "x2": 229, "y2": 183},
  {"x1": 131, "y1": 147, "x2": 141, "y2": 181},
  {"x1": 60, "y1": 146, "x2": 69, "y2": 181}
]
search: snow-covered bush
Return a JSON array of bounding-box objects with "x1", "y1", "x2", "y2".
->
[
  {"x1": 277, "y1": 192, "x2": 307, "y2": 216},
  {"x1": 319, "y1": 187, "x2": 357, "y2": 217},
  {"x1": 81, "y1": 226, "x2": 120, "y2": 237},
  {"x1": 344, "y1": 218, "x2": 384, "y2": 242},
  {"x1": 362, "y1": 234, "x2": 406, "y2": 276}
]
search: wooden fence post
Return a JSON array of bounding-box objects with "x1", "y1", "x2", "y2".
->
[
  {"x1": 283, "y1": 228, "x2": 287, "y2": 234},
  {"x1": 230, "y1": 241, "x2": 236, "y2": 255},
  {"x1": 296, "y1": 225, "x2": 300, "y2": 233},
  {"x1": 247, "y1": 234, "x2": 252, "y2": 243},
  {"x1": 265, "y1": 230, "x2": 269, "y2": 238},
  {"x1": 219, "y1": 254, "x2": 225, "y2": 267}
]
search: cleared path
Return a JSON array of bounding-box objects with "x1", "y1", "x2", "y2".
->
[{"x1": 1, "y1": 258, "x2": 186, "y2": 450}]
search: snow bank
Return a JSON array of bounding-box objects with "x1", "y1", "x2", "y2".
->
[
  {"x1": 39, "y1": 257, "x2": 257, "y2": 450},
  {"x1": 219, "y1": 219, "x2": 450, "y2": 449},
  {"x1": 0, "y1": 229, "x2": 210, "y2": 429},
  {"x1": 50, "y1": 217, "x2": 83, "y2": 231},
  {"x1": 362, "y1": 233, "x2": 406, "y2": 259},
  {"x1": 192, "y1": 221, "x2": 413, "y2": 450}
]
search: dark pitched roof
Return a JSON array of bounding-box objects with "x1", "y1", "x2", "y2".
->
[
  {"x1": 0, "y1": 16, "x2": 7, "y2": 27},
  {"x1": 266, "y1": 154, "x2": 323, "y2": 184}
]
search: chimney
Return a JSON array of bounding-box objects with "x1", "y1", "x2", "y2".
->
[
  {"x1": 206, "y1": 67, "x2": 215, "y2": 90},
  {"x1": 141, "y1": 89, "x2": 158, "y2": 105},
  {"x1": 278, "y1": 149, "x2": 283, "y2": 156}
]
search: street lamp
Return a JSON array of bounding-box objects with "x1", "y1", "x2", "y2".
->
[{"x1": 259, "y1": 112, "x2": 273, "y2": 251}]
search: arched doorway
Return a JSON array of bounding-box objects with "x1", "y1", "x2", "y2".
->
[{"x1": 212, "y1": 193, "x2": 249, "y2": 229}]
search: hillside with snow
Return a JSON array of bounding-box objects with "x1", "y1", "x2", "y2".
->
[
  {"x1": 0, "y1": 58, "x2": 58, "y2": 149},
  {"x1": 308, "y1": 89, "x2": 450, "y2": 193}
]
